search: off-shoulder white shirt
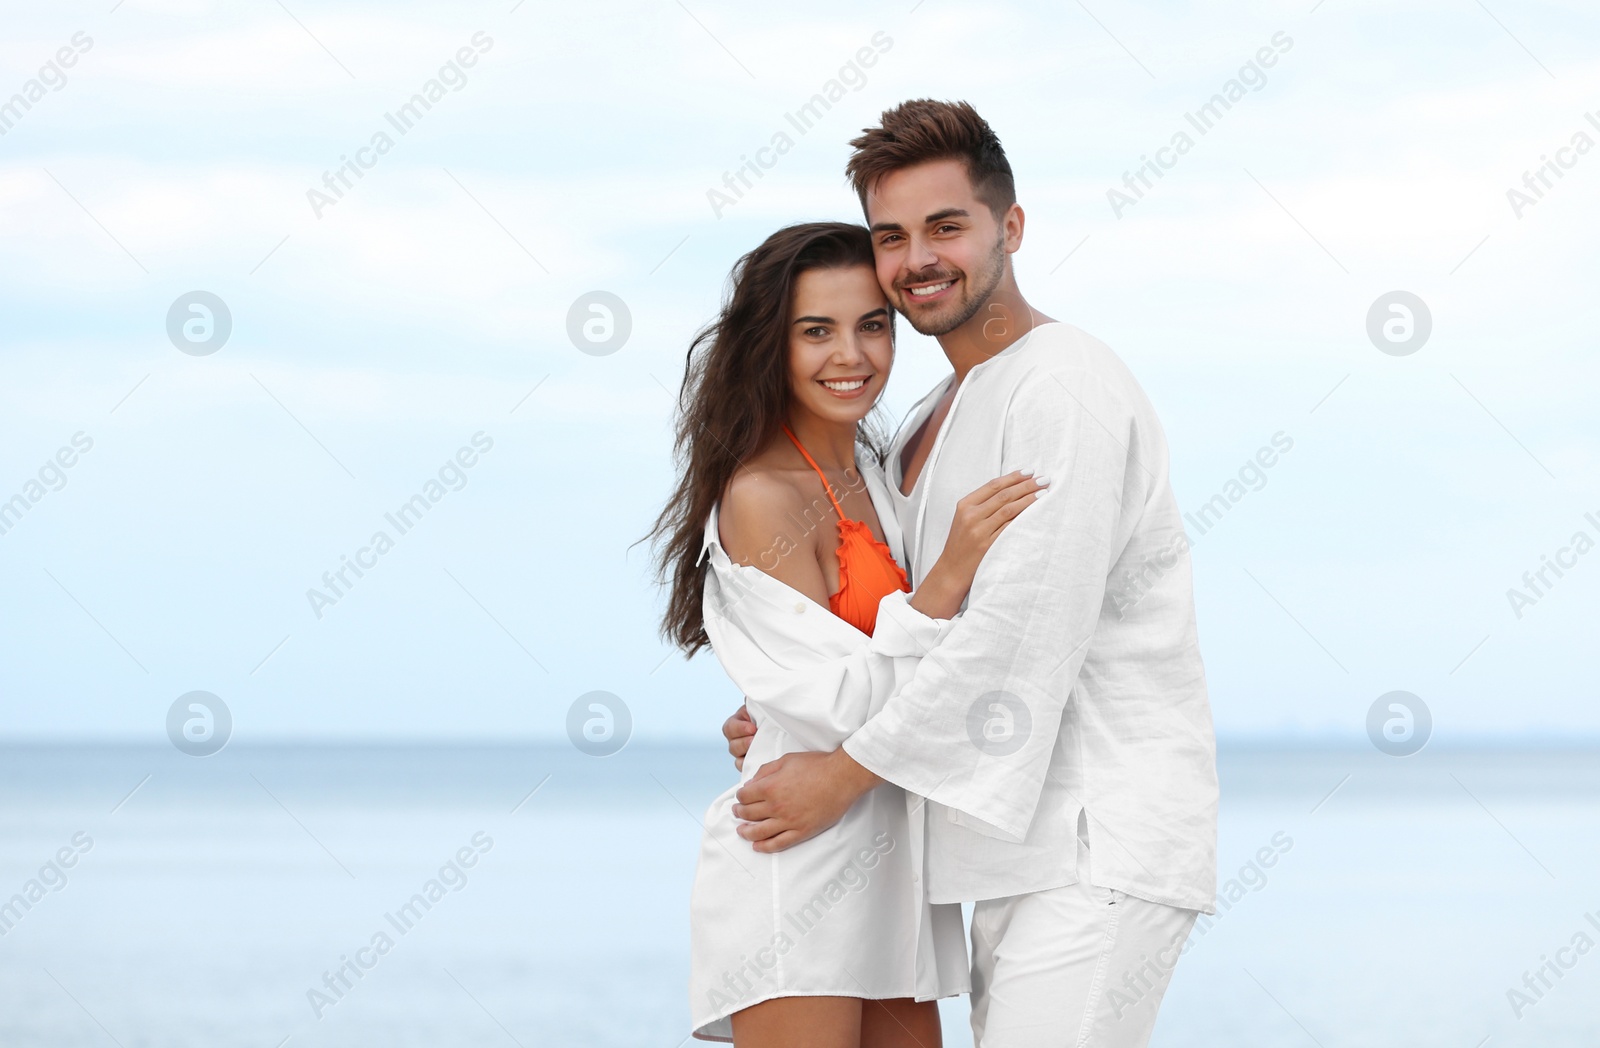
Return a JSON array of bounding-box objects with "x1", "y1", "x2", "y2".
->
[
  {"x1": 844, "y1": 321, "x2": 1219, "y2": 913},
  {"x1": 686, "y1": 467, "x2": 969, "y2": 1041}
]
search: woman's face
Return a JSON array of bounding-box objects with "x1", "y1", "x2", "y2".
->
[{"x1": 785, "y1": 264, "x2": 894, "y2": 428}]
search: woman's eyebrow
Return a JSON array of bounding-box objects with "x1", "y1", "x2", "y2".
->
[
  {"x1": 857, "y1": 307, "x2": 888, "y2": 322},
  {"x1": 793, "y1": 315, "x2": 833, "y2": 325}
]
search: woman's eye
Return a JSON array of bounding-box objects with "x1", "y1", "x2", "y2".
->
[
  {"x1": 861, "y1": 321, "x2": 884, "y2": 332},
  {"x1": 805, "y1": 326, "x2": 828, "y2": 338}
]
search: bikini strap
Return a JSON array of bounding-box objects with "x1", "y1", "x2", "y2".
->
[{"x1": 781, "y1": 425, "x2": 846, "y2": 521}]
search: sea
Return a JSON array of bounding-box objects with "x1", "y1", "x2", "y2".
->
[{"x1": 1, "y1": 742, "x2": 1596, "y2": 1047}]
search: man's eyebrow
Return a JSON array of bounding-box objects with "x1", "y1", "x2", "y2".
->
[
  {"x1": 793, "y1": 315, "x2": 834, "y2": 325},
  {"x1": 869, "y1": 208, "x2": 969, "y2": 234}
]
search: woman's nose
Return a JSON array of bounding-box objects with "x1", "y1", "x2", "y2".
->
[{"x1": 832, "y1": 333, "x2": 867, "y2": 365}]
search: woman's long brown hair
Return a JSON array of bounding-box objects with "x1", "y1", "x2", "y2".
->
[{"x1": 646, "y1": 222, "x2": 892, "y2": 656}]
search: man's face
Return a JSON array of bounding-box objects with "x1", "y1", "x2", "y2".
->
[{"x1": 864, "y1": 158, "x2": 1014, "y2": 337}]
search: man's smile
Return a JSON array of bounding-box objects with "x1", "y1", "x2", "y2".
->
[{"x1": 903, "y1": 277, "x2": 958, "y2": 303}]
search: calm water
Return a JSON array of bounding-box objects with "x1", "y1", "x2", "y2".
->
[{"x1": 1, "y1": 743, "x2": 1596, "y2": 1047}]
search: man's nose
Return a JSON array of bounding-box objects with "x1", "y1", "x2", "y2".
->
[{"x1": 906, "y1": 236, "x2": 940, "y2": 276}]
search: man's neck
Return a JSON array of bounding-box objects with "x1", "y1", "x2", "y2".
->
[{"x1": 937, "y1": 282, "x2": 1054, "y2": 386}]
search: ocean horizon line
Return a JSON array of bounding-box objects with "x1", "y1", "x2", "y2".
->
[{"x1": 1, "y1": 735, "x2": 1597, "y2": 751}]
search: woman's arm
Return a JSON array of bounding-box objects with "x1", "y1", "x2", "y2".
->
[{"x1": 909, "y1": 470, "x2": 1046, "y2": 619}]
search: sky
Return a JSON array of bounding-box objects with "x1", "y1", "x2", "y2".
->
[{"x1": 1, "y1": 0, "x2": 1596, "y2": 745}]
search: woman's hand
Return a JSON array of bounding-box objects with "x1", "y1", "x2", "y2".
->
[{"x1": 909, "y1": 470, "x2": 1048, "y2": 620}]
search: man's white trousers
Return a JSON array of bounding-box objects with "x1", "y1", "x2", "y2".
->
[{"x1": 968, "y1": 824, "x2": 1198, "y2": 1048}]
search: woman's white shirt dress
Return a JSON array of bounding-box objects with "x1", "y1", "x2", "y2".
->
[{"x1": 687, "y1": 461, "x2": 970, "y2": 1042}]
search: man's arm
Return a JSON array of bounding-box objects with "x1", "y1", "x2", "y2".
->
[
  {"x1": 732, "y1": 470, "x2": 1050, "y2": 850},
  {"x1": 737, "y1": 369, "x2": 1144, "y2": 848}
]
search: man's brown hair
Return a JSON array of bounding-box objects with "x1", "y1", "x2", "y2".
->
[{"x1": 845, "y1": 99, "x2": 1015, "y2": 221}]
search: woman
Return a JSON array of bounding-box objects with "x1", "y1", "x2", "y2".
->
[{"x1": 648, "y1": 222, "x2": 1045, "y2": 1047}]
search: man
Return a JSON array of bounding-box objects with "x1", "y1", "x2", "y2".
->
[{"x1": 723, "y1": 99, "x2": 1218, "y2": 1047}]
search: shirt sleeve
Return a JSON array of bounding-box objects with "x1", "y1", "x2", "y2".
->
[
  {"x1": 703, "y1": 580, "x2": 960, "y2": 755},
  {"x1": 842, "y1": 367, "x2": 1142, "y2": 841}
]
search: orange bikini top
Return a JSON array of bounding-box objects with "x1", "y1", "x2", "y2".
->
[{"x1": 782, "y1": 425, "x2": 910, "y2": 636}]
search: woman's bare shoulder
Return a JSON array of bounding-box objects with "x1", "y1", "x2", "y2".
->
[{"x1": 718, "y1": 467, "x2": 812, "y2": 569}]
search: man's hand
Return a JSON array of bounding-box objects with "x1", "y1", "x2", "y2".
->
[
  {"x1": 732, "y1": 748, "x2": 882, "y2": 853},
  {"x1": 722, "y1": 704, "x2": 756, "y2": 771}
]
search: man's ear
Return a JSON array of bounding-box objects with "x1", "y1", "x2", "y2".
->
[{"x1": 1003, "y1": 203, "x2": 1026, "y2": 253}]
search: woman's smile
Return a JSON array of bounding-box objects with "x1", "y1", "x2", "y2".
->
[{"x1": 818, "y1": 376, "x2": 873, "y2": 399}]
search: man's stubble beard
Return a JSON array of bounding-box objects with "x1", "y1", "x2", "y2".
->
[{"x1": 901, "y1": 231, "x2": 1008, "y2": 338}]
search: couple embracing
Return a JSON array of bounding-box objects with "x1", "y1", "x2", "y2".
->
[{"x1": 647, "y1": 99, "x2": 1219, "y2": 1048}]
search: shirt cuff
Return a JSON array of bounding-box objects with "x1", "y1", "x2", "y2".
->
[
  {"x1": 867, "y1": 589, "x2": 957, "y2": 659},
  {"x1": 843, "y1": 719, "x2": 1030, "y2": 844},
  {"x1": 846, "y1": 591, "x2": 1038, "y2": 841}
]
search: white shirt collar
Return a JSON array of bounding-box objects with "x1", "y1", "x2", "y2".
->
[{"x1": 696, "y1": 503, "x2": 720, "y2": 566}]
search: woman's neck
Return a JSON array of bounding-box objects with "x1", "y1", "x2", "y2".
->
[{"x1": 785, "y1": 413, "x2": 857, "y2": 471}]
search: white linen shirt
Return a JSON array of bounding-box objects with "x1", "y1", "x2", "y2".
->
[{"x1": 843, "y1": 321, "x2": 1220, "y2": 914}]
